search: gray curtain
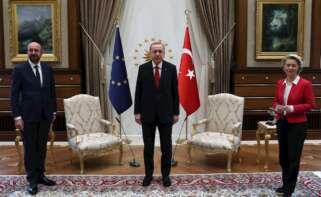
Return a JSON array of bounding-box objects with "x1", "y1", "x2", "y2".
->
[
  {"x1": 80, "y1": 0, "x2": 122, "y2": 118},
  {"x1": 195, "y1": 0, "x2": 234, "y2": 94}
]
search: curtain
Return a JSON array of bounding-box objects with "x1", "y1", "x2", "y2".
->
[
  {"x1": 195, "y1": 0, "x2": 234, "y2": 94},
  {"x1": 79, "y1": 0, "x2": 123, "y2": 118}
]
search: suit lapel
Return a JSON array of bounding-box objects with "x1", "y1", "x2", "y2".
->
[
  {"x1": 41, "y1": 64, "x2": 47, "y2": 87},
  {"x1": 280, "y1": 82, "x2": 286, "y2": 105},
  {"x1": 25, "y1": 61, "x2": 35, "y2": 78},
  {"x1": 147, "y1": 61, "x2": 154, "y2": 81},
  {"x1": 25, "y1": 61, "x2": 40, "y2": 86},
  {"x1": 25, "y1": 61, "x2": 43, "y2": 88}
]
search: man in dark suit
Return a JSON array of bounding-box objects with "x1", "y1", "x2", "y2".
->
[
  {"x1": 134, "y1": 41, "x2": 179, "y2": 187},
  {"x1": 11, "y1": 42, "x2": 57, "y2": 195}
]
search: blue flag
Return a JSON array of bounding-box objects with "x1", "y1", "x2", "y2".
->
[{"x1": 108, "y1": 27, "x2": 132, "y2": 114}]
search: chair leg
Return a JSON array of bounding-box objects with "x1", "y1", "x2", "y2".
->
[
  {"x1": 187, "y1": 144, "x2": 192, "y2": 164},
  {"x1": 14, "y1": 135, "x2": 23, "y2": 174},
  {"x1": 79, "y1": 156, "x2": 84, "y2": 174},
  {"x1": 118, "y1": 143, "x2": 123, "y2": 165},
  {"x1": 49, "y1": 129, "x2": 55, "y2": 163},
  {"x1": 69, "y1": 148, "x2": 74, "y2": 164},
  {"x1": 237, "y1": 147, "x2": 242, "y2": 163},
  {"x1": 227, "y1": 151, "x2": 232, "y2": 173}
]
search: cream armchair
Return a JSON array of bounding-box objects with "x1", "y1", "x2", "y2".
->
[
  {"x1": 188, "y1": 93, "x2": 244, "y2": 172},
  {"x1": 63, "y1": 94, "x2": 123, "y2": 174}
]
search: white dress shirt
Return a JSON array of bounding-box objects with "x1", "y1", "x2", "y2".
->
[
  {"x1": 28, "y1": 59, "x2": 43, "y2": 86},
  {"x1": 152, "y1": 61, "x2": 162, "y2": 77},
  {"x1": 283, "y1": 76, "x2": 300, "y2": 113}
]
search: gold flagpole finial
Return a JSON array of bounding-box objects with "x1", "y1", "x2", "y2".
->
[
  {"x1": 184, "y1": 9, "x2": 191, "y2": 25},
  {"x1": 115, "y1": 17, "x2": 119, "y2": 27}
]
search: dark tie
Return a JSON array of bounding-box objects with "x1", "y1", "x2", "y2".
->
[
  {"x1": 154, "y1": 66, "x2": 160, "y2": 89},
  {"x1": 34, "y1": 65, "x2": 41, "y2": 86}
]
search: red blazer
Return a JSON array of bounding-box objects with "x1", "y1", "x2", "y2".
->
[{"x1": 272, "y1": 77, "x2": 316, "y2": 123}]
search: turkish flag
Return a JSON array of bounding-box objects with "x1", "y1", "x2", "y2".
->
[{"x1": 178, "y1": 26, "x2": 200, "y2": 116}]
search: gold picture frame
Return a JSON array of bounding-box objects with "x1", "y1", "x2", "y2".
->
[
  {"x1": 256, "y1": 0, "x2": 304, "y2": 60},
  {"x1": 9, "y1": 0, "x2": 61, "y2": 62}
]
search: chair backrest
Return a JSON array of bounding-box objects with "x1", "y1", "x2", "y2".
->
[
  {"x1": 206, "y1": 93, "x2": 244, "y2": 135},
  {"x1": 64, "y1": 94, "x2": 105, "y2": 138}
]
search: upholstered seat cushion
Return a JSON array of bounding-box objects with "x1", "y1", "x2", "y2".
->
[
  {"x1": 190, "y1": 132, "x2": 240, "y2": 150},
  {"x1": 69, "y1": 132, "x2": 121, "y2": 151}
]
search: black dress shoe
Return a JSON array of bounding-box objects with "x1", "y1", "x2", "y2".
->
[
  {"x1": 283, "y1": 193, "x2": 292, "y2": 197},
  {"x1": 27, "y1": 184, "x2": 38, "y2": 195},
  {"x1": 142, "y1": 176, "x2": 153, "y2": 186},
  {"x1": 162, "y1": 176, "x2": 171, "y2": 187},
  {"x1": 275, "y1": 187, "x2": 284, "y2": 194},
  {"x1": 38, "y1": 175, "x2": 56, "y2": 186}
]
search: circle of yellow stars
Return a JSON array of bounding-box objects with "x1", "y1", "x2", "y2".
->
[
  {"x1": 111, "y1": 79, "x2": 128, "y2": 86},
  {"x1": 111, "y1": 55, "x2": 128, "y2": 86}
]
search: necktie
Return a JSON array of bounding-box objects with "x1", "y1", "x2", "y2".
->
[
  {"x1": 154, "y1": 66, "x2": 160, "y2": 89},
  {"x1": 34, "y1": 65, "x2": 41, "y2": 86}
]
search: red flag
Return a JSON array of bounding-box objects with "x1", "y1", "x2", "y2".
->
[{"x1": 178, "y1": 26, "x2": 200, "y2": 116}]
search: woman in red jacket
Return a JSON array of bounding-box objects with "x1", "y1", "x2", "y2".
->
[{"x1": 272, "y1": 54, "x2": 316, "y2": 197}]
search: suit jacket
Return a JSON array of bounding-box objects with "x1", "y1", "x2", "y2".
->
[
  {"x1": 134, "y1": 60, "x2": 179, "y2": 124},
  {"x1": 11, "y1": 61, "x2": 57, "y2": 123},
  {"x1": 272, "y1": 77, "x2": 316, "y2": 123}
]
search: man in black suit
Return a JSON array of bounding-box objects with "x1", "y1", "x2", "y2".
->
[
  {"x1": 134, "y1": 41, "x2": 179, "y2": 187},
  {"x1": 11, "y1": 42, "x2": 57, "y2": 195}
]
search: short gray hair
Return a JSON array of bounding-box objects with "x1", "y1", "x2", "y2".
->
[{"x1": 149, "y1": 41, "x2": 165, "y2": 51}]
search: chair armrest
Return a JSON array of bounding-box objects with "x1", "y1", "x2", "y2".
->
[
  {"x1": 225, "y1": 122, "x2": 242, "y2": 149},
  {"x1": 100, "y1": 119, "x2": 117, "y2": 135},
  {"x1": 192, "y1": 118, "x2": 208, "y2": 136},
  {"x1": 231, "y1": 122, "x2": 242, "y2": 136},
  {"x1": 66, "y1": 123, "x2": 79, "y2": 142}
]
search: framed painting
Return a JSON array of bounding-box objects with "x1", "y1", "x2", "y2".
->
[
  {"x1": 9, "y1": 0, "x2": 61, "y2": 62},
  {"x1": 256, "y1": 0, "x2": 305, "y2": 60}
]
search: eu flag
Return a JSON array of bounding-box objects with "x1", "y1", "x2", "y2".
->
[{"x1": 108, "y1": 27, "x2": 132, "y2": 114}]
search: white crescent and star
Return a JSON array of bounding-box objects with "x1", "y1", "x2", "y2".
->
[
  {"x1": 182, "y1": 48, "x2": 196, "y2": 80},
  {"x1": 186, "y1": 69, "x2": 195, "y2": 80}
]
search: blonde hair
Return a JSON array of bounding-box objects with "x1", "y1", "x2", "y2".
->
[{"x1": 282, "y1": 54, "x2": 303, "y2": 73}]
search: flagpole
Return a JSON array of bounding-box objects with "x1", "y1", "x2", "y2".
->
[
  {"x1": 184, "y1": 9, "x2": 191, "y2": 143},
  {"x1": 115, "y1": 116, "x2": 140, "y2": 167},
  {"x1": 185, "y1": 115, "x2": 188, "y2": 141},
  {"x1": 118, "y1": 114, "x2": 130, "y2": 144},
  {"x1": 119, "y1": 115, "x2": 122, "y2": 141},
  {"x1": 185, "y1": 9, "x2": 191, "y2": 25},
  {"x1": 174, "y1": 9, "x2": 201, "y2": 165},
  {"x1": 171, "y1": 116, "x2": 188, "y2": 166},
  {"x1": 172, "y1": 10, "x2": 192, "y2": 167},
  {"x1": 109, "y1": 20, "x2": 137, "y2": 167}
]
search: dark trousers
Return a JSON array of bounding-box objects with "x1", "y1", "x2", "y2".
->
[
  {"x1": 22, "y1": 120, "x2": 51, "y2": 185},
  {"x1": 277, "y1": 119, "x2": 307, "y2": 193},
  {"x1": 142, "y1": 119, "x2": 172, "y2": 178}
]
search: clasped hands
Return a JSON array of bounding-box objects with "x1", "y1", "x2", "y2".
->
[{"x1": 275, "y1": 104, "x2": 293, "y2": 115}]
